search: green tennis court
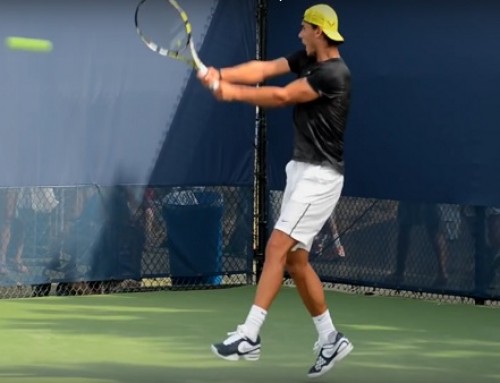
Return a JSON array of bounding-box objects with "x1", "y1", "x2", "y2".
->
[{"x1": 0, "y1": 286, "x2": 499, "y2": 383}]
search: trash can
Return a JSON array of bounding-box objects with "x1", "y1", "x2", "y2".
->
[{"x1": 162, "y1": 190, "x2": 223, "y2": 286}]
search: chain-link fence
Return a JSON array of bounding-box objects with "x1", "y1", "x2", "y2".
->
[
  {"x1": 0, "y1": 186, "x2": 253, "y2": 298},
  {"x1": 3, "y1": 185, "x2": 500, "y2": 302},
  {"x1": 269, "y1": 191, "x2": 500, "y2": 302}
]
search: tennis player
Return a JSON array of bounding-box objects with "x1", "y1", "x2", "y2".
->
[{"x1": 198, "y1": 4, "x2": 352, "y2": 378}]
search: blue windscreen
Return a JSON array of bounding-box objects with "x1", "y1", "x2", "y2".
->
[{"x1": 0, "y1": 0, "x2": 255, "y2": 187}]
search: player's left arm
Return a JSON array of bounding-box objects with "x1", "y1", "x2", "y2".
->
[{"x1": 214, "y1": 77, "x2": 320, "y2": 108}]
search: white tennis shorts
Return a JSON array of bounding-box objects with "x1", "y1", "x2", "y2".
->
[{"x1": 274, "y1": 160, "x2": 344, "y2": 252}]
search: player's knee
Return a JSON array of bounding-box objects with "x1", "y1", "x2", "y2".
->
[
  {"x1": 286, "y1": 257, "x2": 308, "y2": 278},
  {"x1": 264, "y1": 241, "x2": 288, "y2": 267}
]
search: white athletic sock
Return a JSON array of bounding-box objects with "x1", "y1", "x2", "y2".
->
[
  {"x1": 313, "y1": 309, "x2": 336, "y2": 345},
  {"x1": 242, "y1": 305, "x2": 267, "y2": 342}
]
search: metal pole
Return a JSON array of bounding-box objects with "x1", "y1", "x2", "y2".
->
[
  {"x1": 254, "y1": 0, "x2": 267, "y2": 283},
  {"x1": 474, "y1": 206, "x2": 488, "y2": 304}
]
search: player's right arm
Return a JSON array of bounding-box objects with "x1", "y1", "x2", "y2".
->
[
  {"x1": 199, "y1": 58, "x2": 290, "y2": 87},
  {"x1": 220, "y1": 58, "x2": 290, "y2": 84}
]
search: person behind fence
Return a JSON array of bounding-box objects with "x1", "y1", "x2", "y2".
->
[
  {"x1": 313, "y1": 215, "x2": 345, "y2": 258},
  {"x1": 488, "y1": 208, "x2": 500, "y2": 277},
  {"x1": 81, "y1": 186, "x2": 145, "y2": 291},
  {"x1": 0, "y1": 188, "x2": 27, "y2": 274},
  {"x1": 31, "y1": 187, "x2": 99, "y2": 297},
  {"x1": 141, "y1": 187, "x2": 165, "y2": 250},
  {"x1": 198, "y1": 4, "x2": 352, "y2": 377},
  {"x1": 387, "y1": 201, "x2": 450, "y2": 287},
  {"x1": 33, "y1": 186, "x2": 147, "y2": 296},
  {"x1": 462, "y1": 206, "x2": 500, "y2": 289}
]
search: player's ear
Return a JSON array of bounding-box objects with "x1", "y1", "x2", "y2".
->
[{"x1": 314, "y1": 26, "x2": 324, "y2": 39}]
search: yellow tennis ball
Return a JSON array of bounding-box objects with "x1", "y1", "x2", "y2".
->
[{"x1": 5, "y1": 36, "x2": 53, "y2": 52}]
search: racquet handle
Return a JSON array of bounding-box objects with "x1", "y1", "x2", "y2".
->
[
  {"x1": 197, "y1": 65, "x2": 219, "y2": 91},
  {"x1": 197, "y1": 64, "x2": 208, "y2": 78}
]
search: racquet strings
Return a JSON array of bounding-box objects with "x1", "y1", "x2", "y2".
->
[{"x1": 137, "y1": 0, "x2": 190, "y2": 58}]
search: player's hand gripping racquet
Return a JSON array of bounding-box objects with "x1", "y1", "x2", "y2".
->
[{"x1": 134, "y1": 0, "x2": 219, "y2": 90}]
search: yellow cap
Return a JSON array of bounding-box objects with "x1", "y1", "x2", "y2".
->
[{"x1": 303, "y1": 4, "x2": 344, "y2": 42}]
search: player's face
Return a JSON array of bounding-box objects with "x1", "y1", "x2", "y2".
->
[
  {"x1": 299, "y1": 22, "x2": 317, "y2": 56},
  {"x1": 299, "y1": 22, "x2": 314, "y2": 55}
]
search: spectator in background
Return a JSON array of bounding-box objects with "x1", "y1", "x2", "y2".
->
[
  {"x1": 0, "y1": 189, "x2": 27, "y2": 274},
  {"x1": 387, "y1": 202, "x2": 450, "y2": 287},
  {"x1": 133, "y1": 187, "x2": 165, "y2": 250},
  {"x1": 438, "y1": 204, "x2": 462, "y2": 241},
  {"x1": 313, "y1": 215, "x2": 345, "y2": 258},
  {"x1": 487, "y1": 208, "x2": 500, "y2": 270},
  {"x1": 461, "y1": 206, "x2": 500, "y2": 290}
]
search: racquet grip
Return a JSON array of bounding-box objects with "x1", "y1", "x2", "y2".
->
[
  {"x1": 197, "y1": 64, "x2": 219, "y2": 91},
  {"x1": 197, "y1": 64, "x2": 208, "y2": 78}
]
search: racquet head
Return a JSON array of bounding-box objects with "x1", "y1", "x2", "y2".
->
[
  {"x1": 135, "y1": 0, "x2": 195, "y2": 67},
  {"x1": 135, "y1": 0, "x2": 217, "y2": 89}
]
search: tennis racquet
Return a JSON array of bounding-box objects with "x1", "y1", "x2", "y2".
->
[{"x1": 134, "y1": 0, "x2": 218, "y2": 89}]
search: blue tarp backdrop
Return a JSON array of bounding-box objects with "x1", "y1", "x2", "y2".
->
[{"x1": 0, "y1": 0, "x2": 255, "y2": 188}]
